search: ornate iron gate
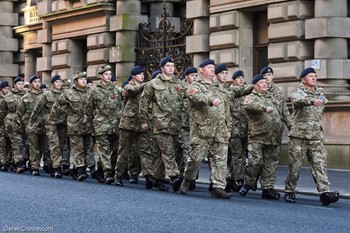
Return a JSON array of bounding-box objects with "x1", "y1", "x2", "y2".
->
[{"x1": 136, "y1": 4, "x2": 193, "y2": 80}]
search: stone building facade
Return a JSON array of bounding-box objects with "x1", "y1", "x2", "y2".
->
[{"x1": 0, "y1": 0, "x2": 349, "y2": 168}]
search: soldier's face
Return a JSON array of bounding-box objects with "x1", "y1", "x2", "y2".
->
[
  {"x1": 15, "y1": 81, "x2": 24, "y2": 91},
  {"x1": 31, "y1": 79, "x2": 41, "y2": 91},
  {"x1": 75, "y1": 78, "x2": 87, "y2": 88},
  {"x1": 200, "y1": 64, "x2": 215, "y2": 80},
  {"x1": 134, "y1": 73, "x2": 144, "y2": 84},
  {"x1": 53, "y1": 80, "x2": 62, "y2": 90},
  {"x1": 264, "y1": 72, "x2": 273, "y2": 84},
  {"x1": 1, "y1": 87, "x2": 9, "y2": 96},
  {"x1": 233, "y1": 76, "x2": 245, "y2": 86},
  {"x1": 254, "y1": 79, "x2": 268, "y2": 93},
  {"x1": 101, "y1": 71, "x2": 112, "y2": 84},
  {"x1": 302, "y1": 73, "x2": 317, "y2": 88},
  {"x1": 186, "y1": 73, "x2": 197, "y2": 84},
  {"x1": 161, "y1": 63, "x2": 175, "y2": 76},
  {"x1": 216, "y1": 70, "x2": 228, "y2": 83}
]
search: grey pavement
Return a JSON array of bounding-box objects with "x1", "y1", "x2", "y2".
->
[{"x1": 196, "y1": 162, "x2": 350, "y2": 199}]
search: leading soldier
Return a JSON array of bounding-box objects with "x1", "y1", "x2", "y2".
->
[
  {"x1": 284, "y1": 67, "x2": 339, "y2": 206},
  {"x1": 0, "y1": 81, "x2": 11, "y2": 171}
]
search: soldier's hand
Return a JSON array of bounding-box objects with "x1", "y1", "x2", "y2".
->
[
  {"x1": 314, "y1": 98, "x2": 323, "y2": 107},
  {"x1": 141, "y1": 123, "x2": 148, "y2": 130},
  {"x1": 266, "y1": 106, "x2": 273, "y2": 113},
  {"x1": 212, "y1": 98, "x2": 222, "y2": 106}
]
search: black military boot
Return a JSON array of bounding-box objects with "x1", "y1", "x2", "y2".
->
[
  {"x1": 225, "y1": 179, "x2": 240, "y2": 192},
  {"x1": 31, "y1": 168, "x2": 40, "y2": 176},
  {"x1": 62, "y1": 165, "x2": 70, "y2": 176},
  {"x1": 0, "y1": 163, "x2": 9, "y2": 172},
  {"x1": 114, "y1": 176, "x2": 124, "y2": 186},
  {"x1": 76, "y1": 167, "x2": 88, "y2": 181},
  {"x1": 236, "y1": 179, "x2": 244, "y2": 190},
  {"x1": 189, "y1": 180, "x2": 196, "y2": 190},
  {"x1": 208, "y1": 182, "x2": 213, "y2": 191},
  {"x1": 70, "y1": 166, "x2": 78, "y2": 180},
  {"x1": 284, "y1": 192, "x2": 296, "y2": 203},
  {"x1": 105, "y1": 171, "x2": 114, "y2": 185},
  {"x1": 129, "y1": 175, "x2": 139, "y2": 184},
  {"x1": 91, "y1": 166, "x2": 105, "y2": 183},
  {"x1": 262, "y1": 188, "x2": 280, "y2": 200},
  {"x1": 153, "y1": 179, "x2": 168, "y2": 191},
  {"x1": 179, "y1": 179, "x2": 192, "y2": 195},
  {"x1": 16, "y1": 161, "x2": 26, "y2": 174},
  {"x1": 211, "y1": 188, "x2": 232, "y2": 199},
  {"x1": 170, "y1": 176, "x2": 183, "y2": 192},
  {"x1": 54, "y1": 167, "x2": 62, "y2": 178},
  {"x1": 239, "y1": 185, "x2": 252, "y2": 196},
  {"x1": 320, "y1": 191, "x2": 340, "y2": 206},
  {"x1": 144, "y1": 175, "x2": 154, "y2": 189},
  {"x1": 251, "y1": 176, "x2": 259, "y2": 191}
]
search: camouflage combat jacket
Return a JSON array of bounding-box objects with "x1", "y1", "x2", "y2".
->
[
  {"x1": 30, "y1": 88, "x2": 63, "y2": 126},
  {"x1": 0, "y1": 90, "x2": 26, "y2": 132},
  {"x1": 230, "y1": 85, "x2": 249, "y2": 138},
  {"x1": 139, "y1": 74, "x2": 185, "y2": 135},
  {"x1": 181, "y1": 82, "x2": 190, "y2": 129},
  {"x1": 17, "y1": 90, "x2": 44, "y2": 134},
  {"x1": 244, "y1": 90, "x2": 284, "y2": 145},
  {"x1": 119, "y1": 79, "x2": 145, "y2": 131},
  {"x1": 187, "y1": 75, "x2": 231, "y2": 145},
  {"x1": 51, "y1": 85, "x2": 91, "y2": 135},
  {"x1": 85, "y1": 81, "x2": 123, "y2": 135},
  {"x1": 0, "y1": 94, "x2": 5, "y2": 127},
  {"x1": 289, "y1": 83, "x2": 327, "y2": 140},
  {"x1": 266, "y1": 83, "x2": 292, "y2": 131}
]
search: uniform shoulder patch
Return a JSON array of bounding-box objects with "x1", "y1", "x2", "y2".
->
[
  {"x1": 189, "y1": 89, "x2": 196, "y2": 95},
  {"x1": 244, "y1": 98, "x2": 251, "y2": 104}
]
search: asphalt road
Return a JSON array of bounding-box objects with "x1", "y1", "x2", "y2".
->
[{"x1": 0, "y1": 171, "x2": 349, "y2": 233}]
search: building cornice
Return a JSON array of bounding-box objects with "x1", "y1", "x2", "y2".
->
[{"x1": 210, "y1": 0, "x2": 289, "y2": 13}]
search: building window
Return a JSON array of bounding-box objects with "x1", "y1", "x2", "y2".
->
[{"x1": 253, "y1": 10, "x2": 268, "y2": 74}]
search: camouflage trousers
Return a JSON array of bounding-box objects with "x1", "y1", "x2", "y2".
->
[
  {"x1": 285, "y1": 138, "x2": 330, "y2": 193},
  {"x1": 96, "y1": 133, "x2": 119, "y2": 177},
  {"x1": 68, "y1": 134, "x2": 95, "y2": 168},
  {"x1": 228, "y1": 136, "x2": 248, "y2": 181},
  {"x1": 27, "y1": 133, "x2": 50, "y2": 170},
  {"x1": 152, "y1": 133, "x2": 180, "y2": 179},
  {"x1": 0, "y1": 125, "x2": 11, "y2": 166},
  {"x1": 184, "y1": 142, "x2": 228, "y2": 189},
  {"x1": 178, "y1": 128, "x2": 190, "y2": 175},
  {"x1": 6, "y1": 131, "x2": 25, "y2": 164},
  {"x1": 244, "y1": 142, "x2": 280, "y2": 189},
  {"x1": 46, "y1": 124, "x2": 69, "y2": 169}
]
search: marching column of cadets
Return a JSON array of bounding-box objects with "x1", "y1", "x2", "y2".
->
[{"x1": 0, "y1": 58, "x2": 340, "y2": 206}]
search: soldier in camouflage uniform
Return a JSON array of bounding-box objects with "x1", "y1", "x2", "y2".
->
[
  {"x1": 17, "y1": 75, "x2": 49, "y2": 176},
  {"x1": 238, "y1": 74, "x2": 283, "y2": 200},
  {"x1": 114, "y1": 66, "x2": 157, "y2": 188},
  {"x1": 85, "y1": 65, "x2": 123, "y2": 184},
  {"x1": 284, "y1": 67, "x2": 339, "y2": 206},
  {"x1": 51, "y1": 71, "x2": 96, "y2": 181},
  {"x1": 139, "y1": 57, "x2": 184, "y2": 192},
  {"x1": 30, "y1": 75, "x2": 70, "y2": 178},
  {"x1": 0, "y1": 77, "x2": 27, "y2": 173},
  {"x1": 179, "y1": 59, "x2": 232, "y2": 199},
  {"x1": 0, "y1": 81, "x2": 12, "y2": 171}
]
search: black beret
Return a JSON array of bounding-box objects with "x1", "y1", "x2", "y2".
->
[
  {"x1": 29, "y1": 75, "x2": 40, "y2": 84},
  {"x1": 130, "y1": 66, "x2": 144, "y2": 76},
  {"x1": 252, "y1": 74, "x2": 265, "y2": 84},
  {"x1": 300, "y1": 67, "x2": 316, "y2": 78},
  {"x1": 184, "y1": 67, "x2": 197, "y2": 76},
  {"x1": 127, "y1": 74, "x2": 132, "y2": 81},
  {"x1": 98, "y1": 65, "x2": 112, "y2": 74},
  {"x1": 73, "y1": 71, "x2": 87, "y2": 80},
  {"x1": 14, "y1": 77, "x2": 24, "y2": 84},
  {"x1": 87, "y1": 78, "x2": 93, "y2": 84},
  {"x1": 215, "y1": 64, "x2": 227, "y2": 74},
  {"x1": 151, "y1": 70, "x2": 161, "y2": 79},
  {"x1": 40, "y1": 84, "x2": 47, "y2": 90},
  {"x1": 0, "y1": 80, "x2": 10, "y2": 89},
  {"x1": 232, "y1": 70, "x2": 244, "y2": 79},
  {"x1": 160, "y1": 57, "x2": 174, "y2": 67},
  {"x1": 111, "y1": 76, "x2": 117, "y2": 82},
  {"x1": 122, "y1": 80, "x2": 129, "y2": 88},
  {"x1": 199, "y1": 59, "x2": 215, "y2": 68},
  {"x1": 260, "y1": 66, "x2": 273, "y2": 75},
  {"x1": 50, "y1": 75, "x2": 61, "y2": 84}
]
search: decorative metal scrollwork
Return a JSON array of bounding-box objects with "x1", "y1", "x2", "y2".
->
[{"x1": 136, "y1": 3, "x2": 193, "y2": 80}]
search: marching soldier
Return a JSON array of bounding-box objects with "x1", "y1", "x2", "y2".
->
[{"x1": 0, "y1": 81, "x2": 12, "y2": 171}]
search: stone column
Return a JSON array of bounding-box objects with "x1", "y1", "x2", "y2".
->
[{"x1": 24, "y1": 52, "x2": 36, "y2": 82}]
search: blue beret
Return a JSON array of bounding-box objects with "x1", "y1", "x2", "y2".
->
[
  {"x1": 184, "y1": 67, "x2": 197, "y2": 76},
  {"x1": 40, "y1": 84, "x2": 47, "y2": 90},
  {"x1": 122, "y1": 80, "x2": 129, "y2": 88},
  {"x1": 232, "y1": 70, "x2": 244, "y2": 79},
  {"x1": 29, "y1": 75, "x2": 40, "y2": 84},
  {"x1": 111, "y1": 76, "x2": 117, "y2": 82},
  {"x1": 87, "y1": 78, "x2": 93, "y2": 84},
  {"x1": 215, "y1": 64, "x2": 227, "y2": 74},
  {"x1": 199, "y1": 59, "x2": 215, "y2": 68},
  {"x1": 252, "y1": 74, "x2": 265, "y2": 84},
  {"x1": 160, "y1": 57, "x2": 174, "y2": 67},
  {"x1": 127, "y1": 75, "x2": 133, "y2": 81},
  {"x1": 151, "y1": 70, "x2": 161, "y2": 79},
  {"x1": 300, "y1": 67, "x2": 316, "y2": 78},
  {"x1": 0, "y1": 80, "x2": 10, "y2": 89},
  {"x1": 14, "y1": 77, "x2": 24, "y2": 84},
  {"x1": 260, "y1": 66, "x2": 273, "y2": 75},
  {"x1": 131, "y1": 66, "x2": 144, "y2": 76},
  {"x1": 50, "y1": 75, "x2": 61, "y2": 84}
]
